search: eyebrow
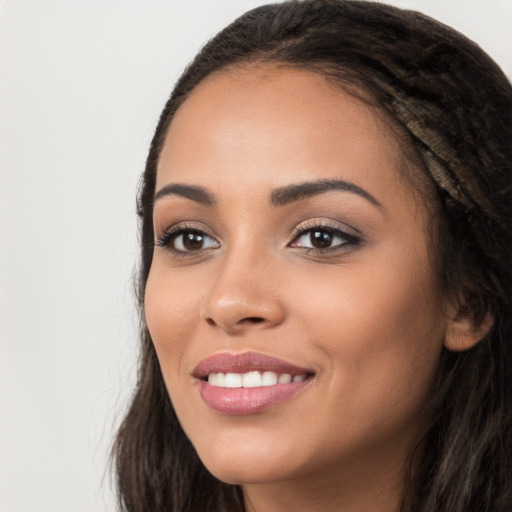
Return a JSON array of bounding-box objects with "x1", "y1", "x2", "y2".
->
[
  {"x1": 154, "y1": 178, "x2": 382, "y2": 209},
  {"x1": 270, "y1": 179, "x2": 382, "y2": 208},
  {"x1": 154, "y1": 183, "x2": 216, "y2": 206}
]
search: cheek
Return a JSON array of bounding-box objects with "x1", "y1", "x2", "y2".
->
[
  {"x1": 144, "y1": 262, "x2": 202, "y2": 379},
  {"x1": 290, "y1": 248, "x2": 446, "y2": 420},
  {"x1": 298, "y1": 265, "x2": 442, "y2": 341},
  {"x1": 302, "y1": 240, "x2": 445, "y2": 350}
]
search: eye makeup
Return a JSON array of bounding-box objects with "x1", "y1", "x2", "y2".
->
[
  {"x1": 154, "y1": 216, "x2": 363, "y2": 261},
  {"x1": 155, "y1": 222, "x2": 220, "y2": 257},
  {"x1": 289, "y1": 220, "x2": 362, "y2": 254}
]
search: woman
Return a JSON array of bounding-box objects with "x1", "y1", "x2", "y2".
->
[{"x1": 113, "y1": 1, "x2": 512, "y2": 511}]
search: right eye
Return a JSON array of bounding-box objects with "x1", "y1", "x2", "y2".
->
[{"x1": 156, "y1": 228, "x2": 220, "y2": 253}]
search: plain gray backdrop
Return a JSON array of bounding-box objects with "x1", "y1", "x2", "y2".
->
[{"x1": 1, "y1": 1, "x2": 511, "y2": 511}]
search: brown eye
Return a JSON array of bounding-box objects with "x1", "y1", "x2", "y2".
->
[
  {"x1": 310, "y1": 230, "x2": 333, "y2": 249},
  {"x1": 181, "y1": 232, "x2": 206, "y2": 250},
  {"x1": 168, "y1": 229, "x2": 220, "y2": 252},
  {"x1": 291, "y1": 225, "x2": 359, "y2": 252}
]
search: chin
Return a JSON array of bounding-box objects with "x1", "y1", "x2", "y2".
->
[
  {"x1": 203, "y1": 459, "x2": 289, "y2": 486},
  {"x1": 194, "y1": 434, "x2": 303, "y2": 485}
]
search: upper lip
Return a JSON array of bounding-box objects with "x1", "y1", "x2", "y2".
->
[{"x1": 192, "y1": 351, "x2": 314, "y2": 379}]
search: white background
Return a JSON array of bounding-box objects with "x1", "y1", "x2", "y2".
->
[{"x1": 1, "y1": 1, "x2": 510, "y2": 511}]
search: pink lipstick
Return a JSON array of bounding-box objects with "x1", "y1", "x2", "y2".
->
[{"x1": 193, "y1": 352, "x2": 314, "y2": 415}]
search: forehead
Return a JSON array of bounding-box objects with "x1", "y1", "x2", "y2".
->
[{"x1": 157, "y1": 65, "x2": 416, "y2": 207}]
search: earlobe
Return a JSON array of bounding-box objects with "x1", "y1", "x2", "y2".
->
[{"x1": 444, "y1": 312, "x2": 493, "y2": 352}]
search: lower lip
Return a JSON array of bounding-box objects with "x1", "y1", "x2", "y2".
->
[{"x1": 197, "y1": 379, "x2": 311, "y2": 415}]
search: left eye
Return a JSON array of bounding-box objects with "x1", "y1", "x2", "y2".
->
[
  {"x1": 160, "y1": 229, "x2": 220, "y2": 252},
  {"x1": 291, "y1": 227, "x2": 353, "y2": 250}
]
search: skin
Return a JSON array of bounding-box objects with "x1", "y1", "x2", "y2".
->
[{"x1": 145, "y1": 66, "x2": 455, "y2": 512}]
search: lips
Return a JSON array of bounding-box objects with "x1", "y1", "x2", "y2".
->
[{"x1": 193, "y1": 352, "x2": 314, "y2": 415}]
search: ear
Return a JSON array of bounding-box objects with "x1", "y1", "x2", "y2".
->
[{"x1": 444, "y1": 311, "x2": 493, "y2": 352}]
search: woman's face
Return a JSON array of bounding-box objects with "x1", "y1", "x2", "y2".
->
[{"x1": 145, "y1": 67, "x2": 448, "y2": 489}]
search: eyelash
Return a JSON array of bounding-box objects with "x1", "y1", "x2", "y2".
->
[
  {"x1": 154, "y1": 221, "x2": 361, "y2": 256},
  {"x1": 289, "y1": 222, "x2": 361, "y2": 253},
  {"x1": 155, "y1": 223, "x2": 219, "y2": 256}
]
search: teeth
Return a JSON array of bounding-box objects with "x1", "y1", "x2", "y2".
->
[
  {"x1": 262, "y1": 371, "x2": 278, "y2": 386},
  {"x1": 224, "y1": 373, "x2": 242, "y2": 388},
  {"x1": 278, "y1": 373, "x2": 292, "y2": 384},
  {"x1": 242, "y1": 371, "x2": 262, "y2": 388},
  {"x1": 207, "y1": 371, "x2": 306, "y2": 388}
]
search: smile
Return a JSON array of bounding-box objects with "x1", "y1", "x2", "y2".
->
[
  {"x1": 193, "y1": 352, "x2": 314, "y2": 415},
  {"x1": 208, "y1": 371, "x2": 306, "y2": 388}
]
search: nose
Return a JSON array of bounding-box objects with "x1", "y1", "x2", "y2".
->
[{"x1": 201, "y1": 251, "x2": 285, "y2": 335}]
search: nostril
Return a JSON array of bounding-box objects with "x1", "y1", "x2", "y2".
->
[
  {"x1": 204, "y1": 312, "x2": 272, "y2": 334},
  {"x1": 242, "y1": 317, "x2": 265, "y2": 324},
  {"x1": 205, "y1": 316, "x2": 264, "y2": 327}
]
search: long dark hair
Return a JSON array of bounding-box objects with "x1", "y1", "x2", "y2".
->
[{"x1": 113, "y1": 1, "x2": 512, "y2": 511}]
